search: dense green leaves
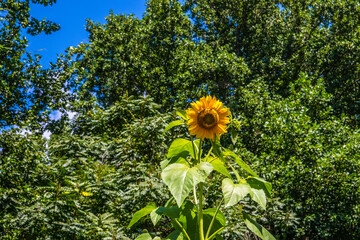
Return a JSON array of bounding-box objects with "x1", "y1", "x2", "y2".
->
[
  {"x1": 0, "y1": 0, "x2": 62, "y2": 127},
  {"x1": 3, "y1": 0, "x2": 360, "y2": 239}
]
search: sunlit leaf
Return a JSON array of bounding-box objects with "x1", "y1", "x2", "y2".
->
[
  {"x1": 222, "y1": 178, "x2": 251, "y2": 207},
  {"x1": 128, "y1": 203, "x2": 156, "y2": 228},
  {"x1": 162, "y1": 163, "x2": 213, "y2": 207},
  {"x1": 206, "y1": 157, "x2": 231, "y2": 178},
  {"x1": 164, "y1": 120, "x2": 184, "y2": 133},
  {"x1": 167, "y1": 138, "x2": 200, "y2": 160}
]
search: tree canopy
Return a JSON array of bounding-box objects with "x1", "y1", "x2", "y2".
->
[{"x1": 0, "y1": 0, "x2": 61, "y2": 127}]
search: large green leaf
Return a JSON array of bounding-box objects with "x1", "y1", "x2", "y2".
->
[
  {"x1": 244, "y1": 213, "x2": 276, "y2": 240},
  {"x1": 165, "y1": 120, "x2": 184, "y2": 133},
  {"x1": 150, "y1": 208, "x2": 162, "y2": 226},
  {"x1": 249, "y1": 188, "x2": 267, "y2": 210},
  {"x1": 222, "y1": 178, "x2": 251, "y2": 207},
  {"x1": 161, "y1": 152, "x2": 189, "y2": 170},
  {"x1": 203, "y1": 208, "x2": 226, "y2": 227},
  {"x1": 128, "y1": 203, "x2": 156, "y2": 228},
  {"x1": 206, "y1": 157, "x2": 231, "y2": 178},
  {"x1": 167, "y1": 138, "x2": 200, "y2": 160},
  {"x1": 223, "y1": 149, "x2": 258, "y2": 177},
  {"x1": 162, "y1": 162, "x2": 213, "y2": 207},
  {"x1": 246, "y1": 177, "x2": 271, "y2": 210},
  {"x1": 177, "y1": 201, "x2": 197, "y2": 239}
]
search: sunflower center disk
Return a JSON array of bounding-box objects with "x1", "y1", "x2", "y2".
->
[{"x1": 198, "y1": 109, "x2": 219, "y2": 129}]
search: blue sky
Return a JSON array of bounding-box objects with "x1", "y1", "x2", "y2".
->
[{"x1": 27, "y1": 0, "x2": 146, "y2": 67}]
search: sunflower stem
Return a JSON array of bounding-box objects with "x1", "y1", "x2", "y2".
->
[
  {"x1": 198, "y1": 139, "x2": 204, "y2": 240},
  {"x1": 199, "y1": 182, "x2": 205, "y2": 240},
  {"x1": 190, "y1": 136, "x2": 198, "y2": 164},
  {"x1": 198, "y1": 138, "x2": 203, "y2": 163},
  {"x1": 193, "y1": 186, "x2": 198, "y2": 204}
]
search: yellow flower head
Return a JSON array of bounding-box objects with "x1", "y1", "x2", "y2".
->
[{"x1": 186, "y1": 96, "x2": 231, "y2": 141}]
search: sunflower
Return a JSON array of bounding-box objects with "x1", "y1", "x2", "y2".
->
[{"x1": 186, "y1": 95, "x2": 231, "y2": 141}]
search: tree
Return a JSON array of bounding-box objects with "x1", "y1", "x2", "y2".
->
[
  {"x1": 185, "y1": 0, "x2": 360, "y2": 125},
  {"x1": 54, "y1": 0, "x2": 248, "y2": 112},
  {"x1": 0, "y1": 0, "x2": 61, "y2": 127}
]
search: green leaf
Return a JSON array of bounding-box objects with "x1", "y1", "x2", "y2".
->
[
  {"x1": 162, "y1": 162, "x2": 213, "y2": 207},
  {"x1": 177, "y1": 201, "x2": 197, "y2": 238},
  {"x1": 150, "y1": 198, "x2": 179, "y2": 225},
  {"x1": 165, "y1": 120, "x2": 184, "y2": 133},
  {"x1": 163, "y1": 206, "x2": 181, "y2": 219},
  {"x1": 167, "y1": 138, "x2": 200, "y2": 160},
  {"x1": 206, "y1": 157, "x2": 231, "y2": 178},
  {"x1": 128, "y1": 203, "x2": 156, "y2": 228},
  {"x1": 249, "y1": 188, "x2": 267, "y2": 210},
  {"x1": 150, "y1": 208, "x2": 162, "y2": 226},
  {"x1": 150, "y1": 205, "x2": 181, "y2": 225},
  {"x1": 247, "y1": 177, "x2": 272, "y2": 198},
  {"x1": 246, "y1": 177, "x2": 271, "y2": 210},
  {"x1": 176, "y1": 109, "x2": 188, "y2": 120},
  {"x1": 223, "y1": 149, "x2": 258, "y2": 177},
  {"x1": 231, "y1": 130, "x2": 238, "y2": 145},
  {"x1": 161, "y1": 153, "x2": 189, "y2": 170},
  {"x1": 222, "y1": 178, "x2": 251, "y2": 207},
  {"x1": 243, "y1": 213, "x2": 276, "y2": 240},
  {"x1": 165, "y1": 230, "x2": 184, "y2": 240},
  {"x1": 135, "y1": 233, "x2": 153, "y2": 240}
]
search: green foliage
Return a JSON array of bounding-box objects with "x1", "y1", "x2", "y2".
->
[
  {"x1": 0, "y1": 0, "x2": 62, "y2": 127},
  {"x1": 233, "y1": 75, "x2": 360, "y2": 238},
  {"x1": 3, "y1": 0, "x2": 360, "y2": 239},
  {"x1": 54, "y1": 0, "x2": 248, "y2": 111},
  {"x1": 0, "y1": 97, "x2": 171, "y2": 239},
  {"x1": 185, "y1": 0, "x2": 360, "y2": 124}
]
